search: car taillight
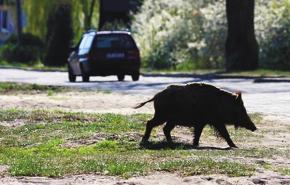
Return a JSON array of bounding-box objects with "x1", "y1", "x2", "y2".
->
[{"x1": 127, "y1": 51, "x2": 140, "y2": 59}]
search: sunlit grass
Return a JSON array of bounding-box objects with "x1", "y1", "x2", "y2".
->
[
  {"x1": 0, "y1": 109, "x2": 289, "y2": 178},
  {"x1": 0, "y1": 82, "x2": 111, "y2": 95},
  {"x1": 223, "y1": 69, "x2": 290, "y2": 77},
  {"x1": 0, "y1": 61, "x2": 67, "y2": 71},
  {"x1": 143, "y1": 68, "x2": 290, "y2": 77},
  {"x1": 0, "y1": 82, "x2": 79, "y2": 95}
]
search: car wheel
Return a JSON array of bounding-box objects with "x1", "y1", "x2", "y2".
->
[
  {"x1": 82, "y1": 75, "x2": 90, "y2": 82},
  {"x1": 68, "y1": 66, "x2": 76, "y2": 82},
  {"x1": 117, "y1": 74, "x2": 125, "y2": 81},
  {"x1": 81, "y1": 65, "x2": 90, "y2": 82},
  {"x1": 132, "y1": 73, "x2": 139, "y2": 81}
]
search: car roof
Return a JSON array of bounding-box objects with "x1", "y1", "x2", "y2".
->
[{"x1": 84, "y1": 30, "x2": 132, "y2": 36}]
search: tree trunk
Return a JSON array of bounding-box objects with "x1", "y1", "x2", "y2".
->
[
  {"x1": 16, "y1": 0, "x2": 22, "y2": 45},
  {"x1": 225, "y1": 0, "x2": 259, "y2": 71},
  {"x1": 44, "y1": 1, "x2": 73, "y2": 66},
  {"x1": 82, "y1": 0, "x2": 96, "y2": 30}
]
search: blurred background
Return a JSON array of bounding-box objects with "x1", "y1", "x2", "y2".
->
[{"x1": 0, "y1": 0, "x2": 289, "y2": 72}]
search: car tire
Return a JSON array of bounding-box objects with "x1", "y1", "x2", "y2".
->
[
  {"x1": 117, "y1": 74, "x2": 125, "y2": 81},
  {"x1": 81, "y1": 65, "x2": 90, "y2": 82},
  {"x1": 82, "y1": 75, "x2": 90, "y2": 82},
  {"x1": 68, "y1": 66, "x2": 76, "y2": 82},
  {"x1": 132, "y1": 73, "x2": 140, "y2": 81}
]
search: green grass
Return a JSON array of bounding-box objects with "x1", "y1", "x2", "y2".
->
[
  {"x1": 148, "y1": 68, "x2": 290, "y2": 77},
  {"x1": 220, "y1": 69, "x2": 290, "y2": 77},
  {"x1": 0, "y1": 82, "x2": 77, "y2": 95},
  {"x1": 0, "y1": 82, "x2": 111, "y2": 95},
  {"x1": 279, "y1": 168, "x2": 290, "y2": 175},
  {"x1": 0, "y1": 109, "x2": 289, "y2": 178},
  {"x1": 0, "y1": 83, "x2": 288, "y2": 178},
  {"x1": 0, "y1": 60, "x2": 67, "y2": 71}
]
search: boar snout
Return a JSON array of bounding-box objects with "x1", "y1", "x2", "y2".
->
[{"x1": 245, "y1": 121, "x2": 257, "y2": 131}]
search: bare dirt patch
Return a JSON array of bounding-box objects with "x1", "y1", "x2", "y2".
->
[
  {"x1": 1, "y1": 91, "x2": 290, "y2": 185},
  {"x1": 0, "y1": 92, "x2": 153, "y2": 115}
]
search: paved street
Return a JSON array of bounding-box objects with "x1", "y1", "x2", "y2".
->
[{"x1": 0, "y1": 68, "x2": 290, "y2": 116}]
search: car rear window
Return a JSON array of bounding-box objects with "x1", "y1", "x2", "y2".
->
[{"x1": 94, "y1": 34, "x2": 135, "y2": 49}]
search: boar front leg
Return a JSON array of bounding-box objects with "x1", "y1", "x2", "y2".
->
[
  {"x1": 142, "y1": 115, "x2": 166, "y2": 142},
  {"x1": 213, "y1": 124, "x2": 237, "y2": 148}
]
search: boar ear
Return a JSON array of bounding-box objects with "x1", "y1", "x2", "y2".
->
[{"x1": 235, "y1": 91, "x2": 243, "y2": 104}]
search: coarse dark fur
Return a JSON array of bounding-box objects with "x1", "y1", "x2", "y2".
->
[{"x1": 133, "y1": 82, "x2": 257, "y2": 148}]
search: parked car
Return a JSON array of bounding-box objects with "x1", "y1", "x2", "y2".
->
[{"x1": 67, "y1": 30, "x2": 141, "y2": 82}]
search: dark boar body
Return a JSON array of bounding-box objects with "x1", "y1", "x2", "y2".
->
[{"x1": 133, "y1": 82, "x2": 256, "y2": 148}]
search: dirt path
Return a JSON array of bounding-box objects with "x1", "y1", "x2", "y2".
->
[
  {"x1": 1, "y1": 171, "x2": 290, "y2": 185},
  {"x1": 1, "y1": 91, "x2": 290, "y2": 185}
]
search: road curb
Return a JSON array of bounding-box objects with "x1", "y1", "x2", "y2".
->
[{"x1": 253, "y1": 78, "x2": 290, "y2": 83}]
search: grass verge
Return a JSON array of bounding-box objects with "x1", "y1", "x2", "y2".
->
[{"x1": 0, "y1": 82, "x2": 111, "y2": 95}]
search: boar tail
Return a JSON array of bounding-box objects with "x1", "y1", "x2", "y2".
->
[{"x1": 132, "y1": 98, "x2": 154, "y2": 109}]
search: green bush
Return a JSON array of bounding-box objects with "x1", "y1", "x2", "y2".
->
[
  {"x1": 0, "y1": 33, "x2": 44, "y2": 64},
  {"x1": 4, "y1": 33, "x2": 44, "y2": 48},
  {"x1": 132, "y1": 0, "x2": 290, "y2": 71},
  {"x1": 255, "y1": 0, "x2": 290, "y2": 70},
  {"x1": 131, "y1": 0, "x2": 226, "y2": 70}
]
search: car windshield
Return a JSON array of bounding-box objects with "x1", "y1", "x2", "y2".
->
[{"x1": 94, "y1": 34, "x2": 135, "y2": 49}]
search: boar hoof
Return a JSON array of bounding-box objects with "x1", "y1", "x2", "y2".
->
[
  {"x1": 230, "y1": 145, "x2": 238, "y2": 149},
  {"x1": 141, "y1": 138, "x2": 149, "y2": 143}
]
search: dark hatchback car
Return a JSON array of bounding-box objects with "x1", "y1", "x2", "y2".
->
[{"x1": 67, "y1": 30, "x2": 141, "y2": 82}]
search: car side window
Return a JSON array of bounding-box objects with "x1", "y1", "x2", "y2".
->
[{"x1": 79, "y1": 35, "x2": 94, "y2": 49}]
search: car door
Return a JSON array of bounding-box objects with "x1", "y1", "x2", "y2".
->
[{"x1": 69, "y1": 35, "x2": 94, "y2": 75}]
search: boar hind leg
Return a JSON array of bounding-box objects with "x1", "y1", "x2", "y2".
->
[
  {"x1": 193, "y1": 125, "x2": 205, "y2": 147},
  {"x1": 213, "y1": 124, "x2": 237, "y2": 148},
  {"x1": 163, "y1": 121, "x2": 175, "y2": 142},
  {"x1": 142, "y1": 115, "x2": 166, "y2": 142}
]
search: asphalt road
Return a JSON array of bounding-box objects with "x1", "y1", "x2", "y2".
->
[{"x1": 0, "y1": 68, "x2": 290, "y2": 116}]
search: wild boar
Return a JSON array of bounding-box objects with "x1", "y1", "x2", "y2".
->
[{"x1": 133, "y1": 82, "x2": 256, "y2": 148}]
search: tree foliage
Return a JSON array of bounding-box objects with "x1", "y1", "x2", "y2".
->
[
  {"x1": 255, "y1": 0, "x2": 290, "y2": 70},
  {"x1": 131, "y1": 0, "x2": 227, "y2": 70},
  {"x1": 22, "y1": 0, "x2": 53, "y2": 42},
  {"x1": 22, "y1": 0, "x2": 99, "y2": 44},
  {"x1": 132, "y1": 0, "x2": 290, "y2": 70},
  {"x1": 8, "y1": 0, "x2": 290, "y2": 70},
  {"x1": 0, "y1": 33, "x2": 44, "y2": 64},
  {"x1": 71, "y1": 0, "x2": 99, "y2": 43},
  {"x1": 19, "y1": 0, "x2": 100, "y2": 66}
]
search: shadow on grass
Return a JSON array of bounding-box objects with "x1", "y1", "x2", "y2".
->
[{"x1": 139, "y1": 141, "x2": 234, "y2": 150}]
